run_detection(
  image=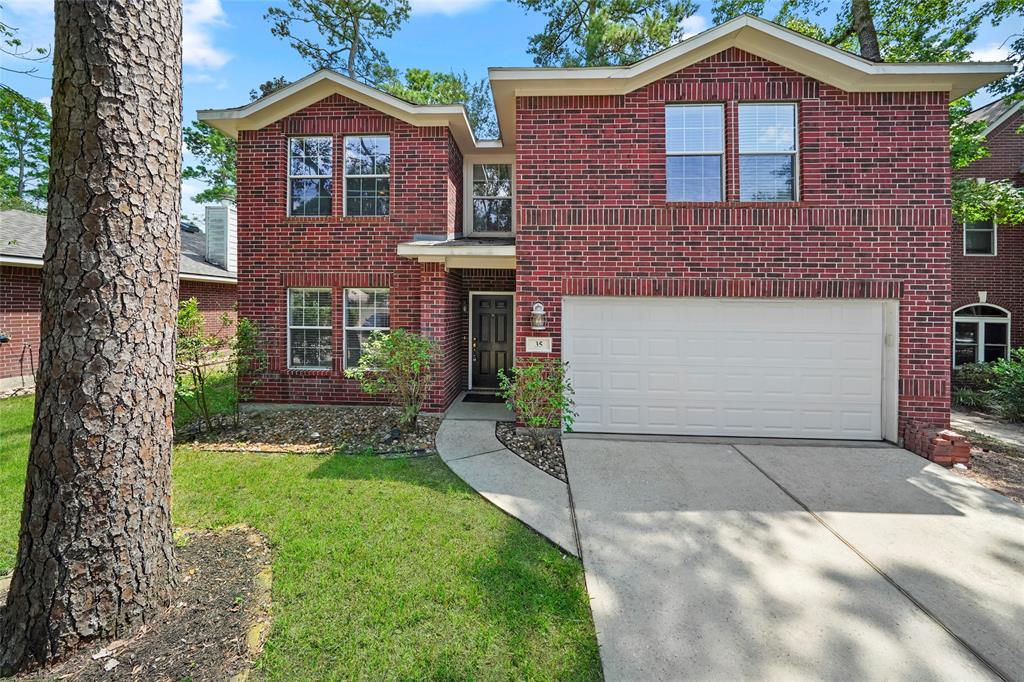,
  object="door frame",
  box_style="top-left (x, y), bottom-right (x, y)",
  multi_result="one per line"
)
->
top-left (468, 290), bottom-right (515, 391)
